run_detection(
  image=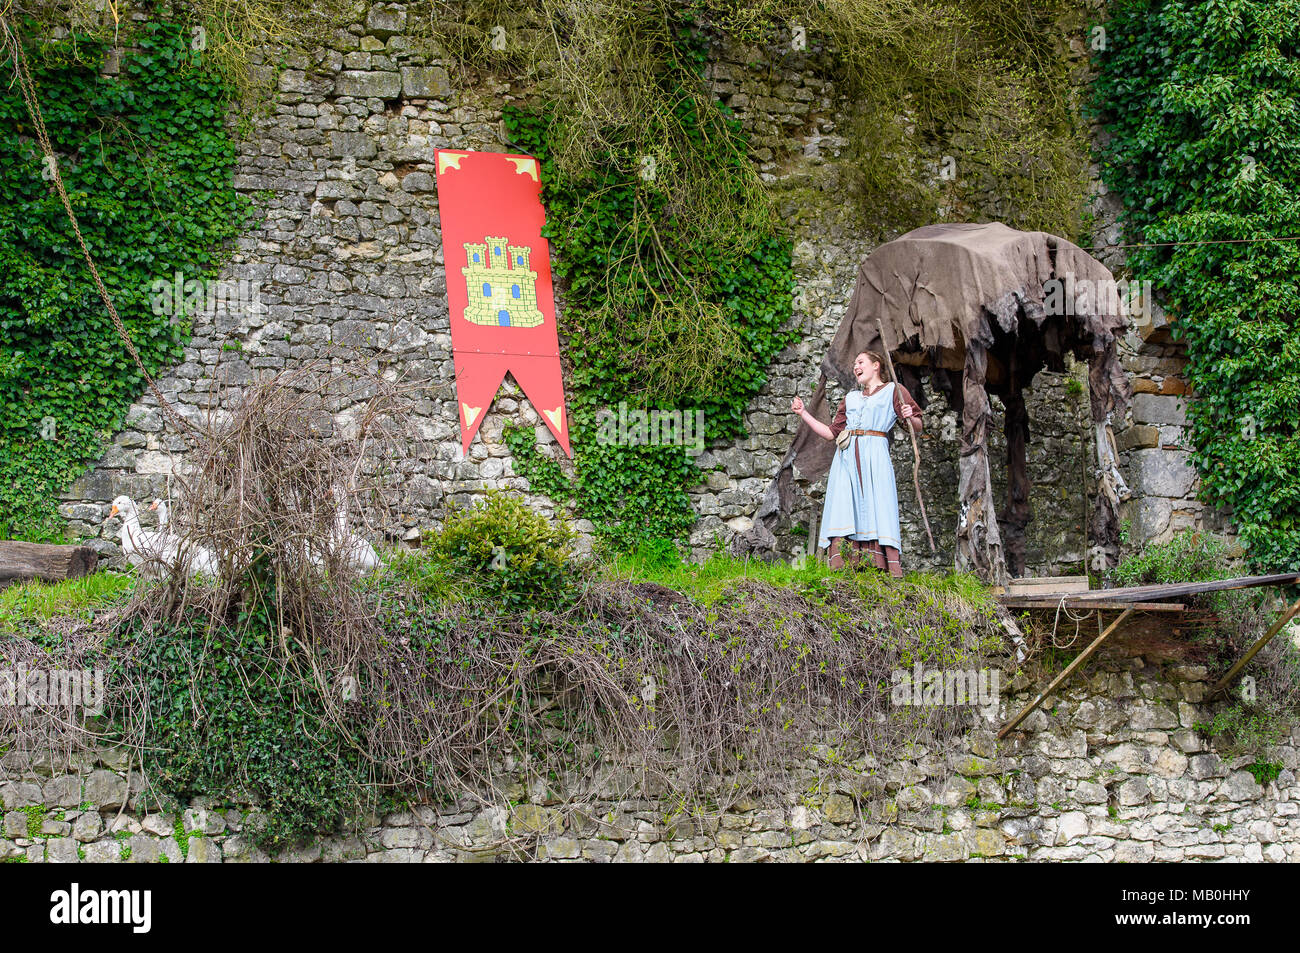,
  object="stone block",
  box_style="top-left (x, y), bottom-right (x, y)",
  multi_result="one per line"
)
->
top-left (83, 770), bottom-right (127, 811)
top-left (1131, 394), bottom-right (1188, 427)
top-left (1189, 754), bottom-right (1227, 780)
top-left (336, 71), bottom-right (402, 99)
top-left (185, 836), bottom-right (223, 863)
top-left (921, 832), bottom-right (967, 861)
top-left (401, 171), bottom-right (436, 192)
top-left (43, 776), bottom-right (82, 809)
top-left (83, 839), bottom-right (123, 863)
top-left (1129, 449), bottom-right (1197, 499)
top-left (1114, 840), bottom-right (1155, 863)
top-left (329, 132), bottom-right (378, 159)
top-left (366, 4), bottom-right (407, 36)
top-left (0, 782), bottom-right (42, 810)
top-left (45, 837), bottom-right (81, 863)
top-left (1118, 778), bottom-right (1150, 806)
top-left (821, 794), bottom-right (855, 825)
top-left (1056, 811), bottom-right (1090, 844)
top-left (126, 835), bottom-right (162, 863)
top-left (402, 66), bottom-right (451, 99)
top-left (1116, 424), bottom-right (1160, 451)
top-left (511, 804), bottom-right (563, 835)
top-left (72, 812), bottom-right (103, 843)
